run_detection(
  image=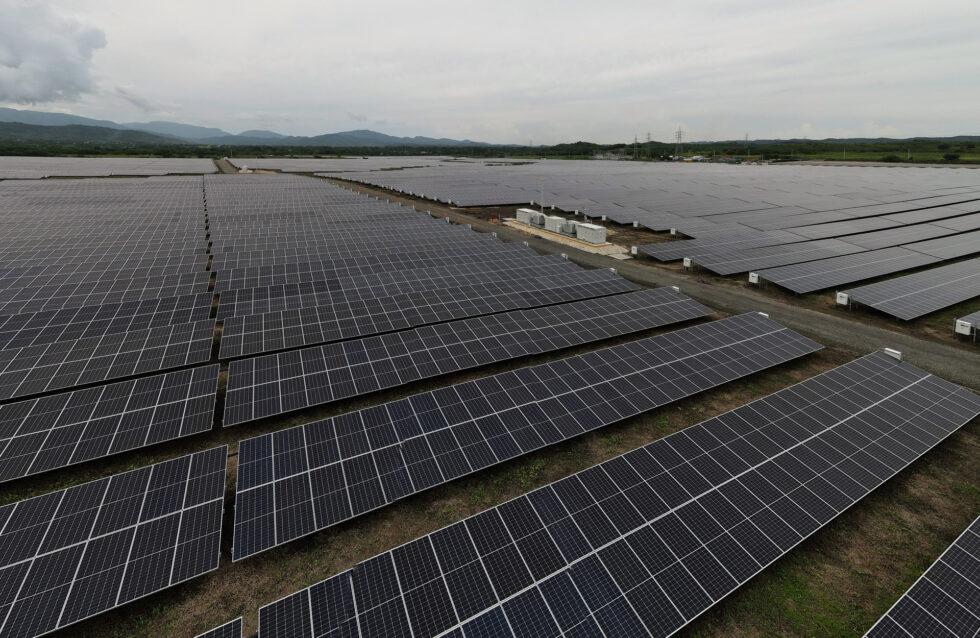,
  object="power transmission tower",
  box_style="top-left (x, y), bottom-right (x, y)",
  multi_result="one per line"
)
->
top-left (646, 132), bottom-right (651, 158)
top-left (674, 127), bottom-right (683, 157)
top-left (634, 135), bottom-right (639, 160)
